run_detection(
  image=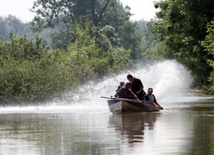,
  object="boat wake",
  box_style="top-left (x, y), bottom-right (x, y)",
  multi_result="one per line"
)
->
top-left (53, 60), bottom-right (193, 105)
